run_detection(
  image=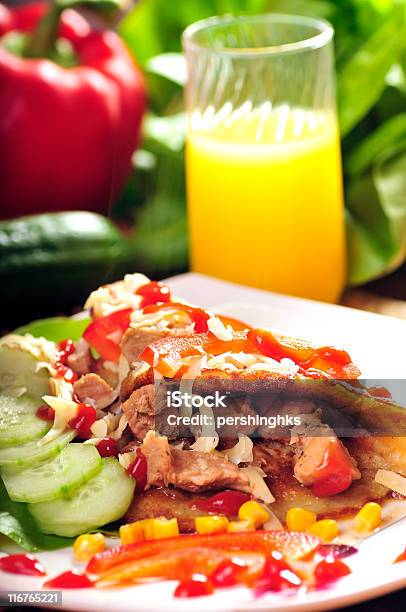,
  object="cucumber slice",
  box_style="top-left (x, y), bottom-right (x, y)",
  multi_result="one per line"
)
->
top-left (0, 395), bottom-right (50, 448)
top-left (29, 458), bottom-right (135, 537)
top-left (0, 343), bottom-right (50, 398)
top-left (1, 443), bottom-right (102, 503)
top-left (0, 429), bottom-right (75, 468)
